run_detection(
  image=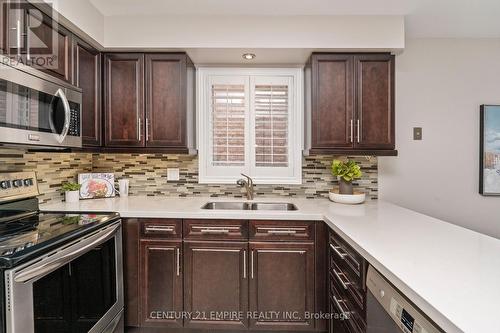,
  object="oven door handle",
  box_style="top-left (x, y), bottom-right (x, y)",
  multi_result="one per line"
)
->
top-left (14, 223), bottom-right (120, 283)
